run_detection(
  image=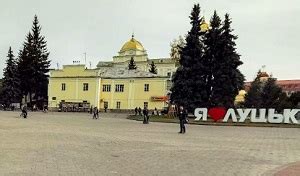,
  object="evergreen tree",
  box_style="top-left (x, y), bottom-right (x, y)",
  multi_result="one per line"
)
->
top-left (208, 13), bottom-right (244, 107)
top-left (202, 11), bottom-right (223, 107)
top-left (244, 77), bottom-right (263, 108)
top-left (17, 33), bottom-right (35, 104)
top-left (289, 91), bottom-right (300, 108)
top-left (31, 15), bottom-right (50, 102)
top-left (149, 61), bottom-right (157, 74)
top-left (17, 15), bottom-right (50, 105)
top-left (1, 47), bottom-right (21, 106)
top-left (261, 77), bottom-right (282, 109)
top-left (171, 4), bottom-right (208, 111)
top-left (128, 57), bottom-right (137, 70)
top-left (0, 79), bottom-right (3, 104)
top-left (276, 92), bottom-right (293, 112)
